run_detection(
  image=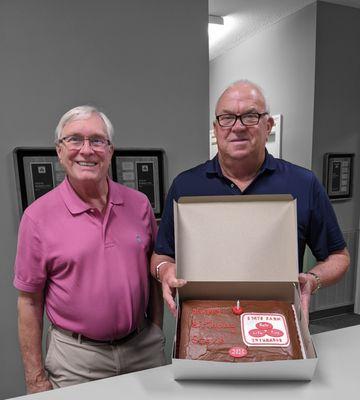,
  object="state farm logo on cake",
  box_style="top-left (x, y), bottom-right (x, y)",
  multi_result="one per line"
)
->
top-left (240, 313), bottom-right (290, 347)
